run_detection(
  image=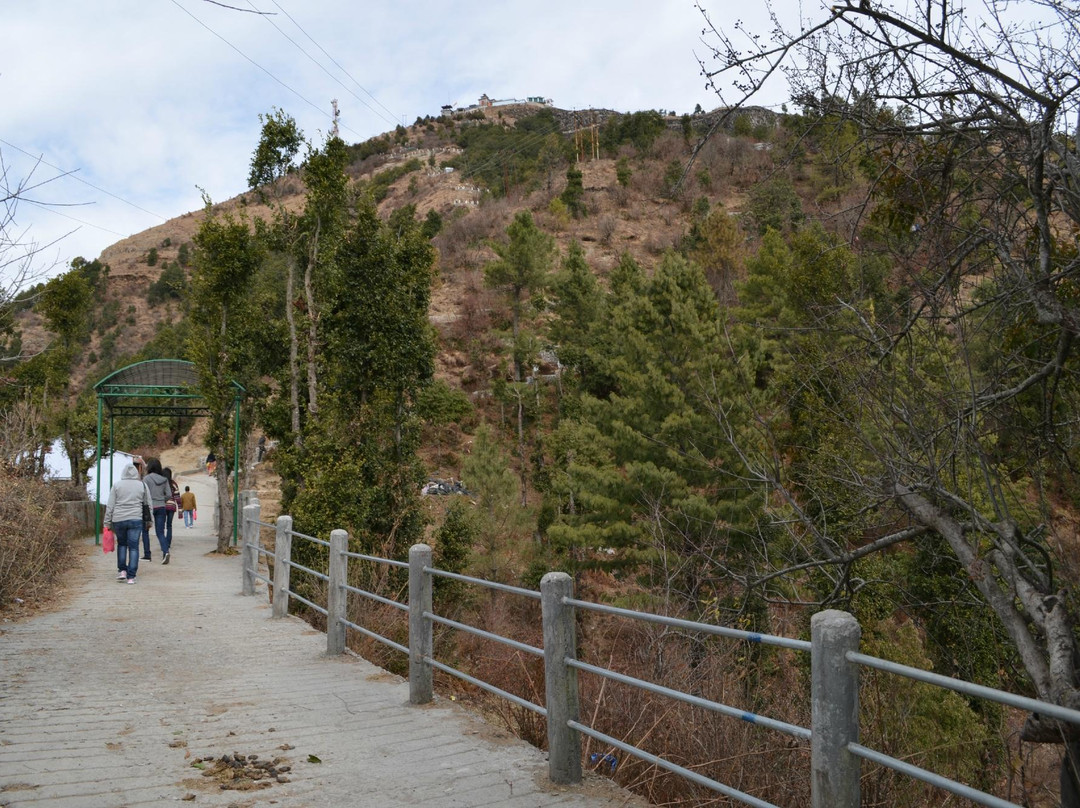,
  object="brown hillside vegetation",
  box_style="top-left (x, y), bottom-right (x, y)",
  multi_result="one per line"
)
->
top-left (22, 103), bottom-right (771, 396)
top-left (15, 99), bottom-right (1069, 806)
